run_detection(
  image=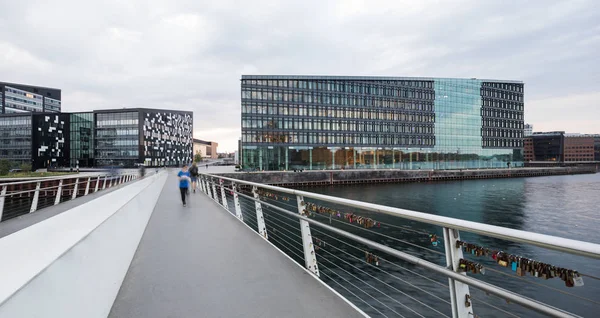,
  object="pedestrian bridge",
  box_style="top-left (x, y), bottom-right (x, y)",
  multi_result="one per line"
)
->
top-left (0, 170), bottom-right (599, 317)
